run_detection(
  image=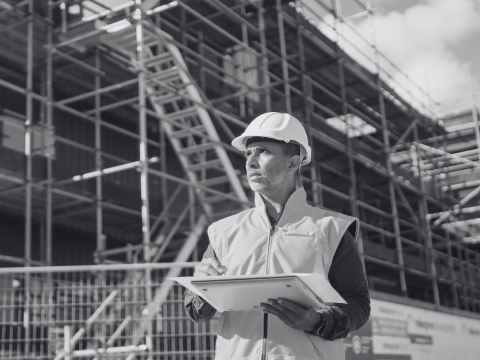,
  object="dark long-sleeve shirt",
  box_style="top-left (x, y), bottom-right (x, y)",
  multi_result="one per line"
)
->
top-left (184, 230), bottom-right (370, 341)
